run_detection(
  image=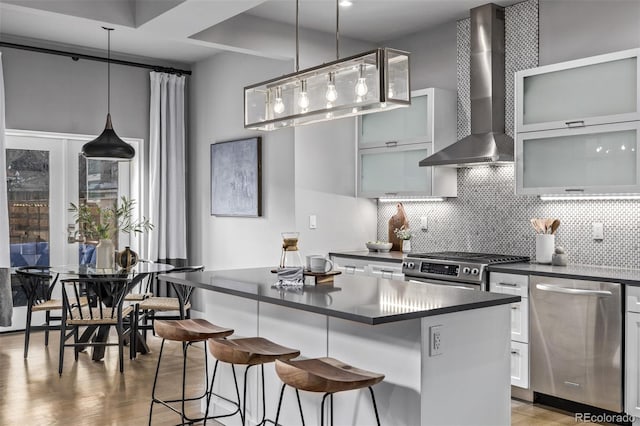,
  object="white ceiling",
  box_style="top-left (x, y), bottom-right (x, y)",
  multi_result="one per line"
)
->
top-left (0, 0), bottom-right (520, 64)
